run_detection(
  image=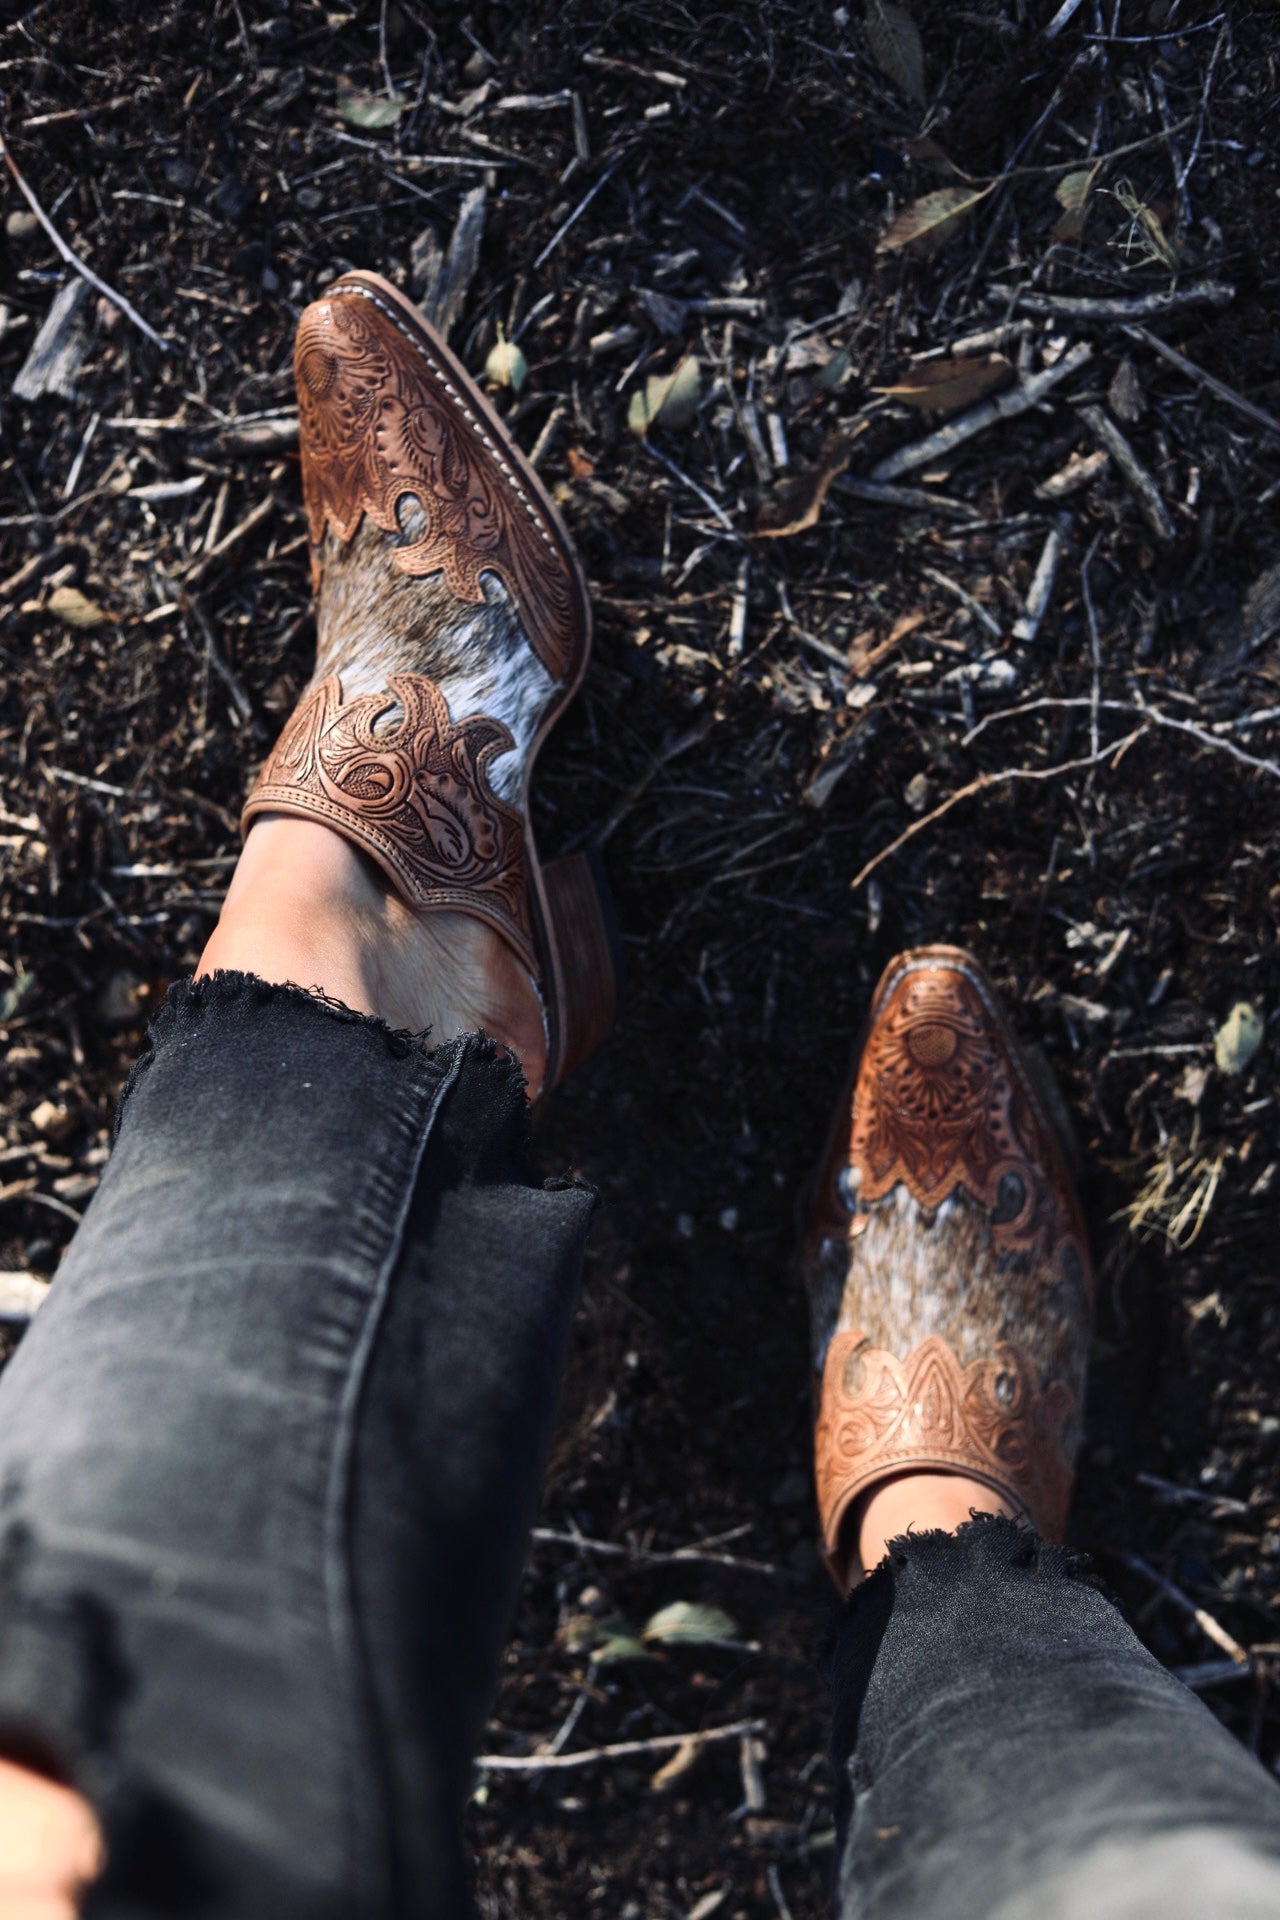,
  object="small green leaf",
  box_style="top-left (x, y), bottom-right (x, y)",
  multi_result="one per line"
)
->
top-left (0, 968), bottom-right (37, 1021)
top-left (814, 347), bottom-right (853, 392)
top-left (642, 1601), bottom-right (738, 1646)
top-left (628, 356), bottom-right (703, 437)
top-left (338, 86), bottom-right (406, 130)
top-left (594, 1634), bottom-right (655, 1665)
top-left (1053, 166), bottom-right (1098, 243)
top-left (485, 337), bottom-right (528, 393)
